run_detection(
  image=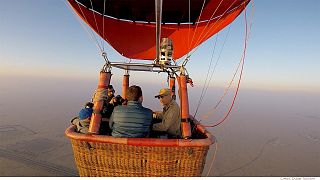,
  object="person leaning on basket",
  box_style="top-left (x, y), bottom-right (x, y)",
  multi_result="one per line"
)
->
top-left (151, 88), bottom-right (181, 139)
top-left (71, 102), bottom-right (94, 134)
top-left (109, 85), bottom-right (153, 138)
